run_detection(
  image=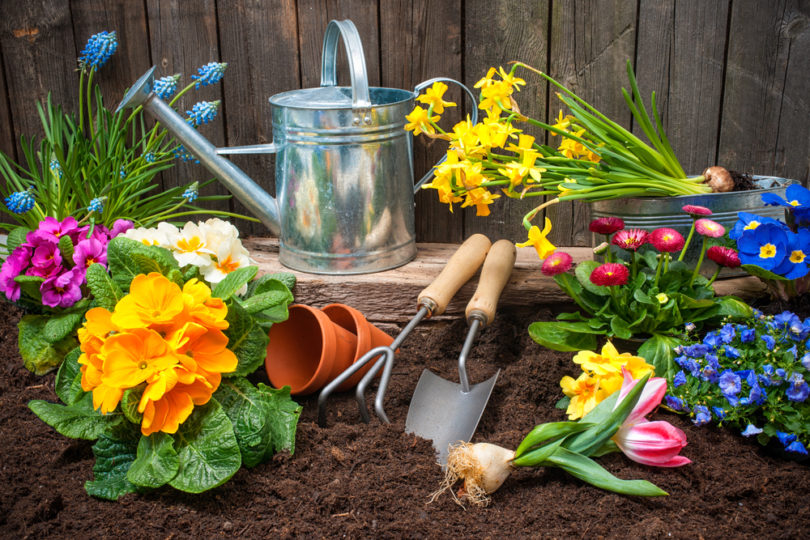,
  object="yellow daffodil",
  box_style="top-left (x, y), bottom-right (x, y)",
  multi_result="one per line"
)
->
top-left (549, 109), bottom-right (574, 135)
top-left (497, 66), bottom-right (526, 91)
top-left (473, 67), bottom-right (498, 89)
top-left (416, 81), bottom-right (456, 115)
top-left (516, 218), bottom-right (556, 259)
top-left (404, 106), bottom-right (439, 136)
top-left (461, 187), bottom-right (500, 217)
